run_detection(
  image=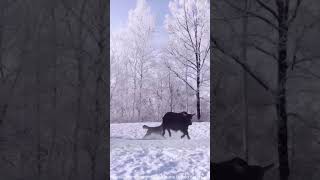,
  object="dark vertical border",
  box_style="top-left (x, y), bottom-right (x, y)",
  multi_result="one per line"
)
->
top-left (106, 0), bottom-right (110, 179)
top-left (210, 0), bottom-right (214, 171)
